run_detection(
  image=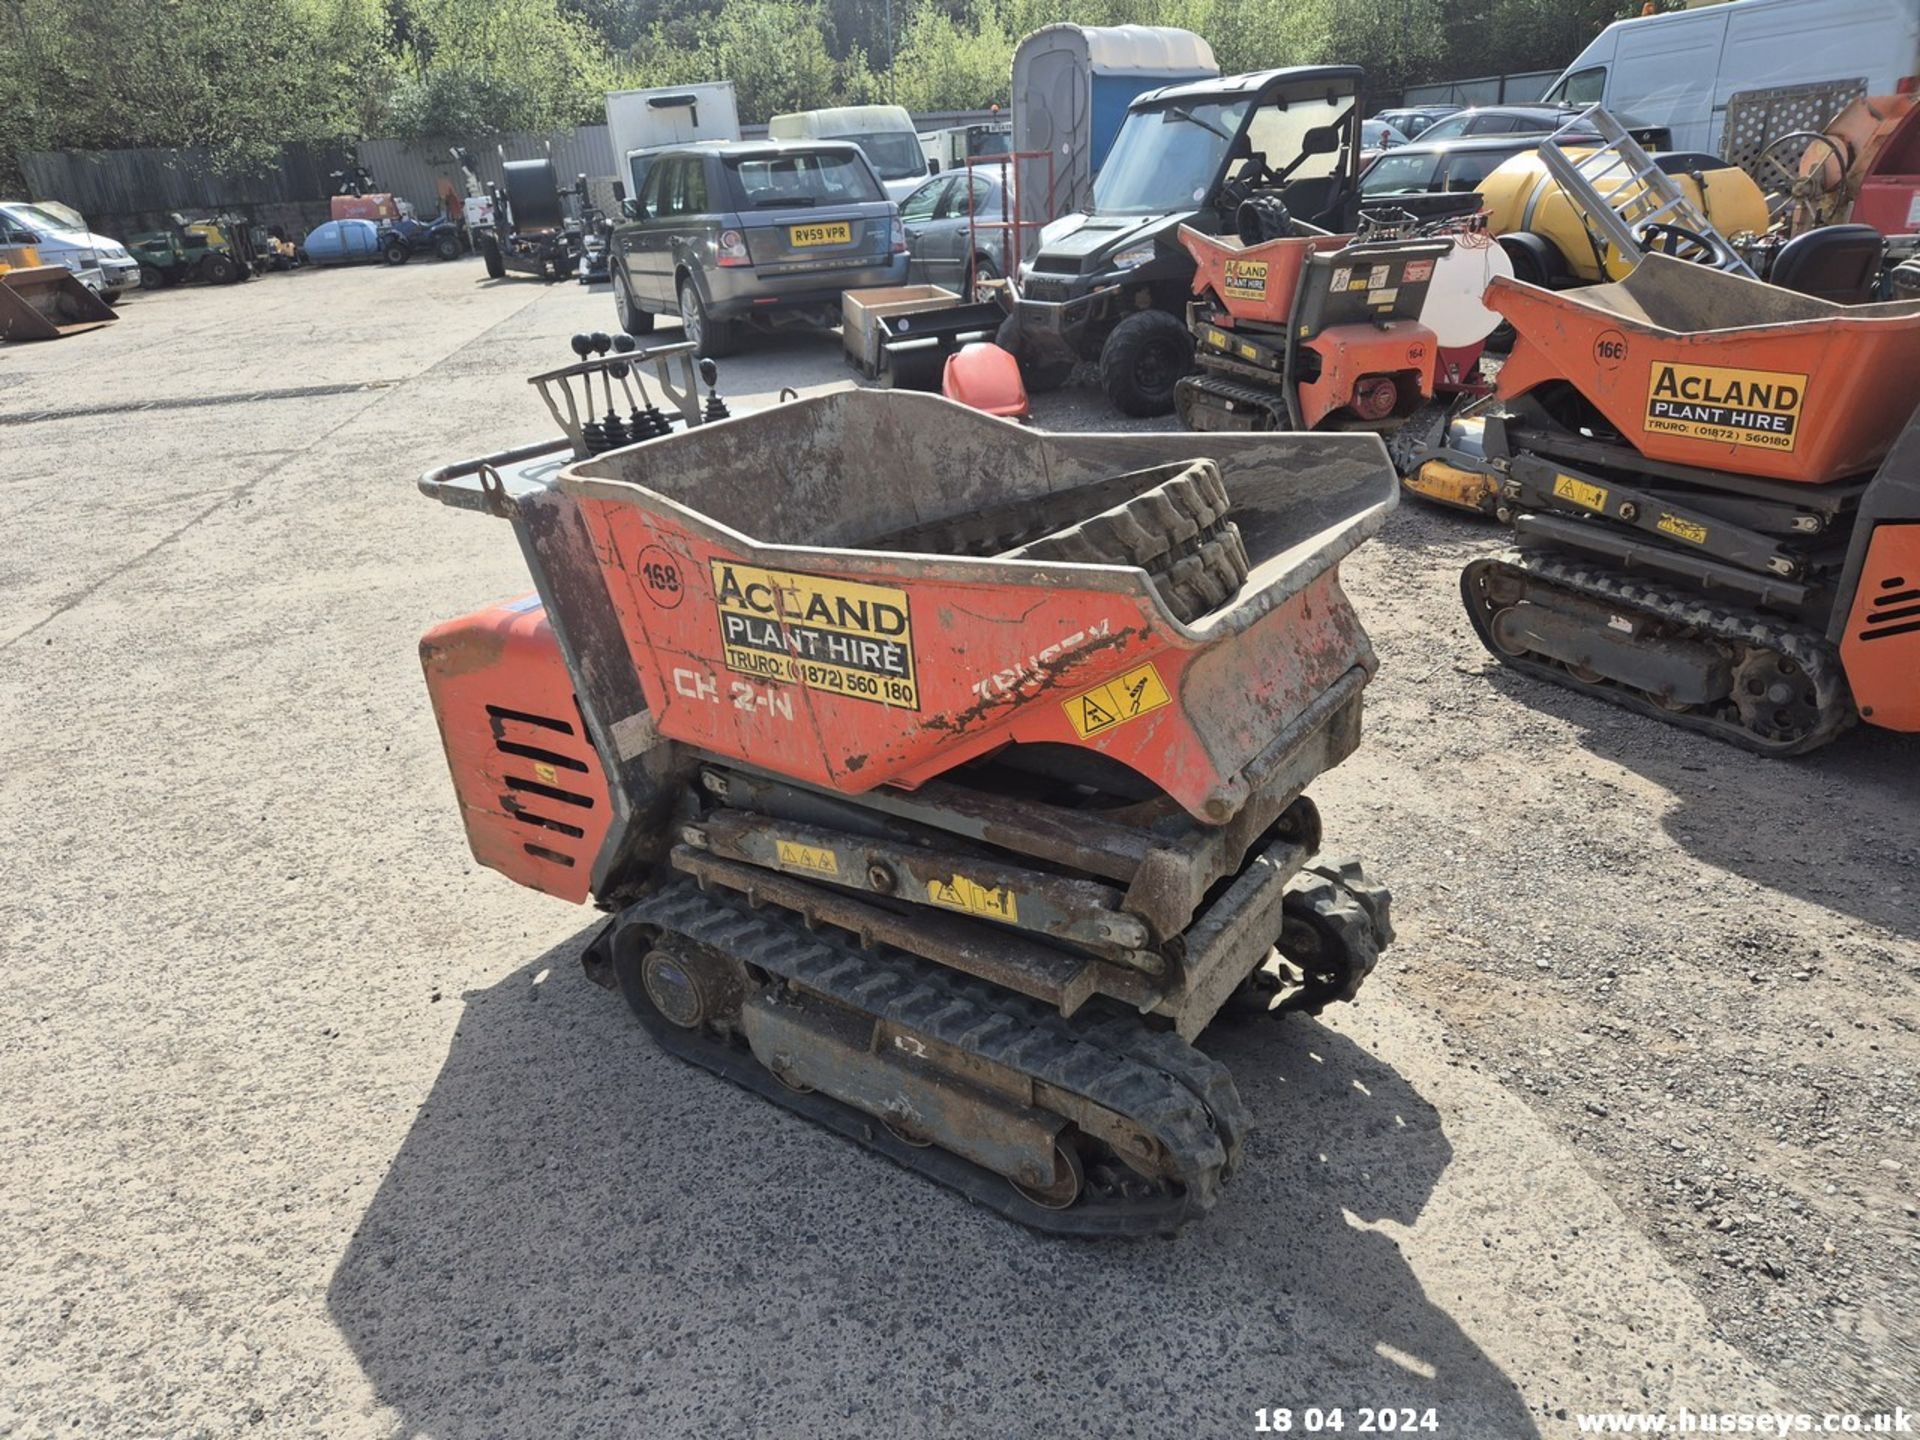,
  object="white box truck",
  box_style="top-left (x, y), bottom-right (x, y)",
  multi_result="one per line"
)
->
top-left (605, 83), bottom-right (742, 196)
top-left (1541, 0), bottom-right (1920, 154)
